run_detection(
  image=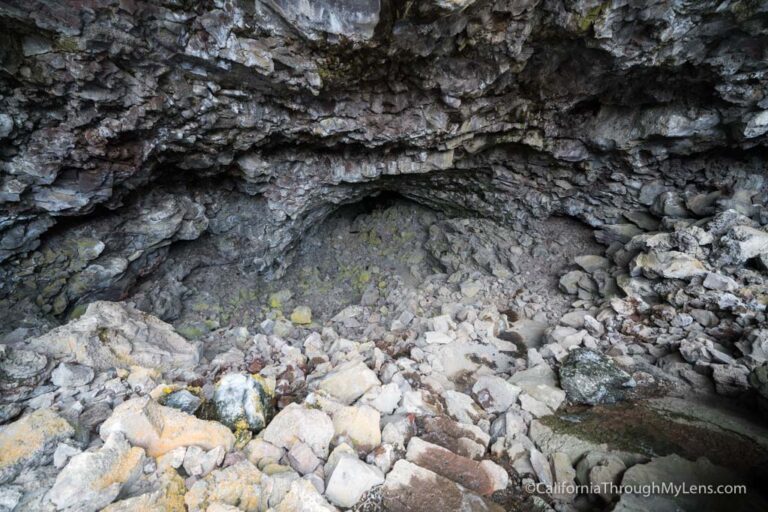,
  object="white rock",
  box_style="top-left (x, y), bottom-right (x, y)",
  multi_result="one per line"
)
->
top-left (425, 331), bottom-right (453, 344)
top-left (317, 360), bottom-right (381, 404)
top-left (333, 405), bottom-right (381, 453)
top-left (24, 301), bottom-right (199, 376)
top-left (48, 433), bottom-right (145, 511)
top-left (245, 438), bottom-right (285, 469)
top-left (287, 442), bottom-right (321, 475)
top-left (53, 443), bottom-right (82, 469)
top-left (263, 403), bottom-right (335, 459)
top-left (275, 479), bottom-right (337, 512)
top-left (359, 383), bottom-right (402, 414)
top-left (183, 445), bottom-right (225, 477)
top-left (325, 456), bottom-right (384, 508)
top-left (443, 390), bottom-right (484, 424)
top-left (529, 448), bottom-right (553, 486)
top-left (472, 375), bottom-right (521, 414)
